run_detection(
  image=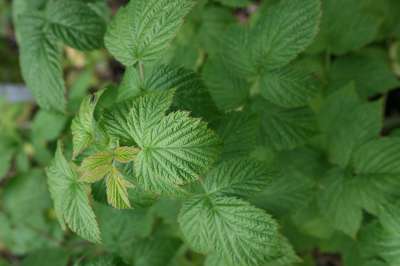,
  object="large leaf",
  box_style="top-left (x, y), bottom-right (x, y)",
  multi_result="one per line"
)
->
top-left (46, 0), bottom-right (106, 51)
top-left (319, 84), bottom-right (382, 167)
top-left (46, 142), bottom-right (100, 243)
top-left (203, 159), bottom-right (274, 198)
top-left (252, 98), bottom-right (317, 151)
top-left (17, 13), bottom-right (66, 112)
top-left (260, 66), bottom-right (319, 108)
top-left (135, 111), bottom-right (220, 192)
top-left (250, 0), bottom-right (321, 71)
top-left (179, 195), bottom-right (279, 265)
top-left (309, 0), bottom-right (381, 54)
top-left (104, 0), bottom-right (193, 65)
top-left (104, 90), bottom-right (220, 192)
